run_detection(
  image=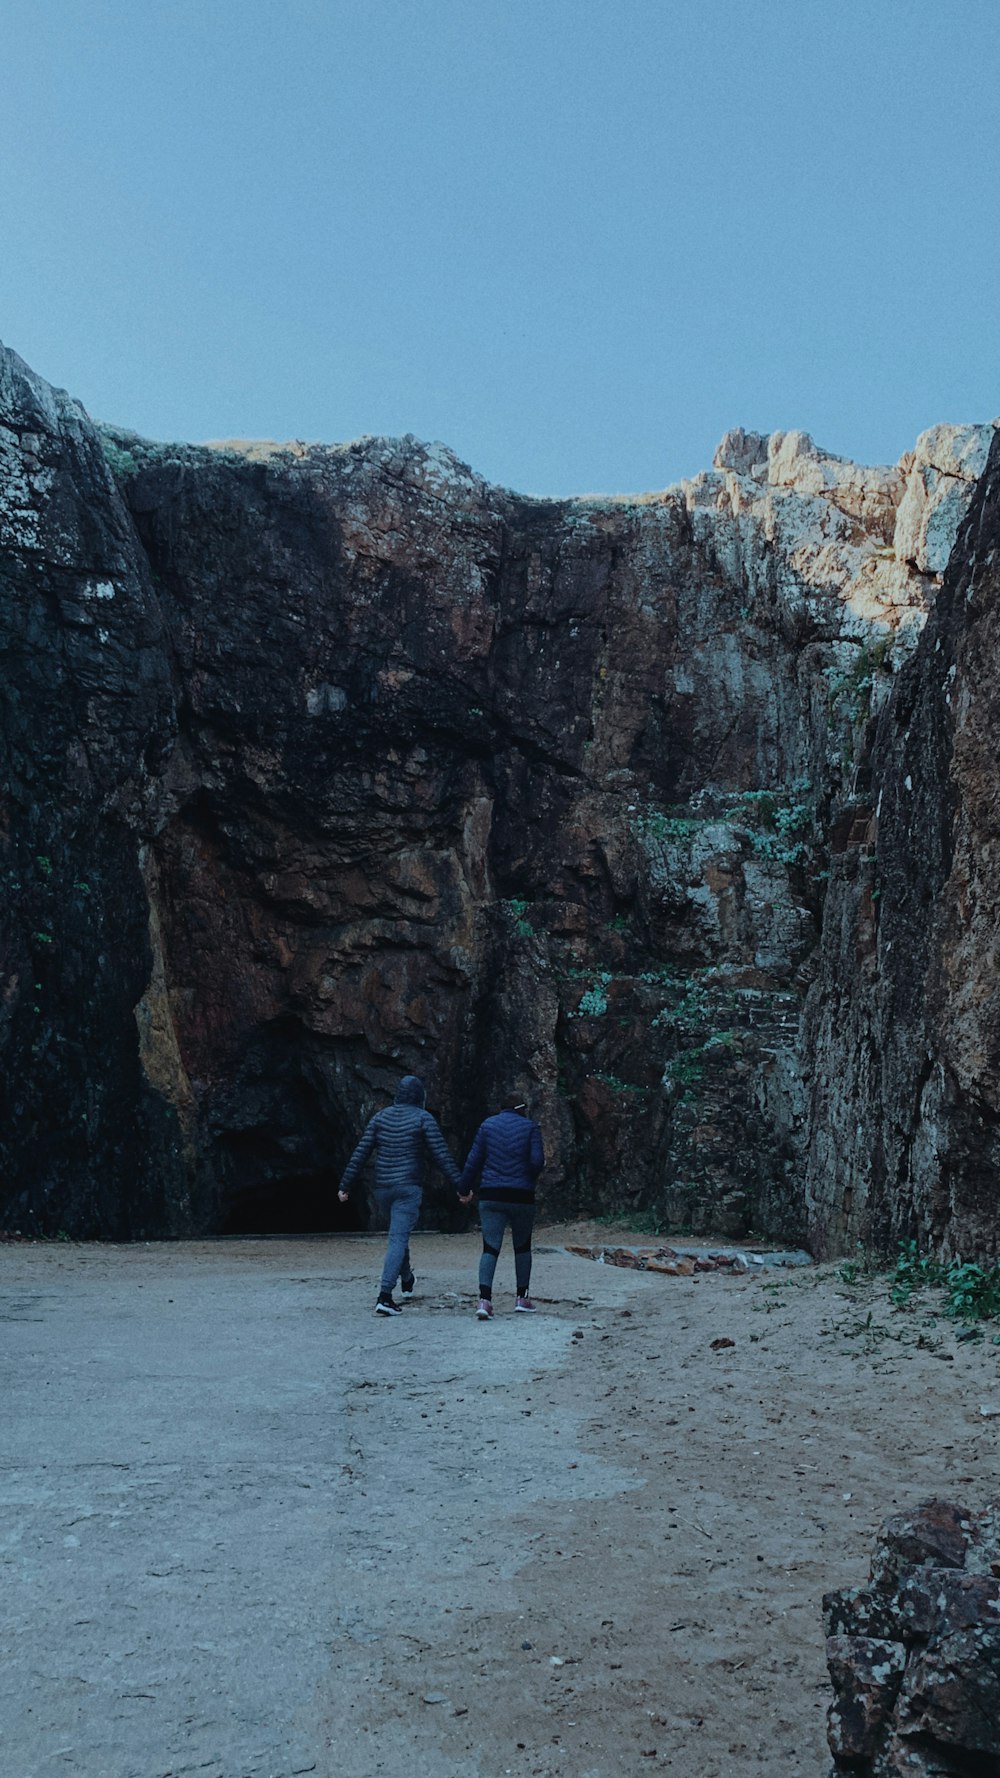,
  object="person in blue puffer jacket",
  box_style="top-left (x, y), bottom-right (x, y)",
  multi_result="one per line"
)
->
top-left (459, 1092), bottom-right (545, 1319)
top-left (338, 1075), bottom-right (471, 1316)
